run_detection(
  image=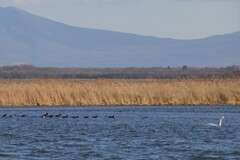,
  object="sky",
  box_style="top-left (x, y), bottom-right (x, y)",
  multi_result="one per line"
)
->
top-left (0, 0), bottom-right (239, 39)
